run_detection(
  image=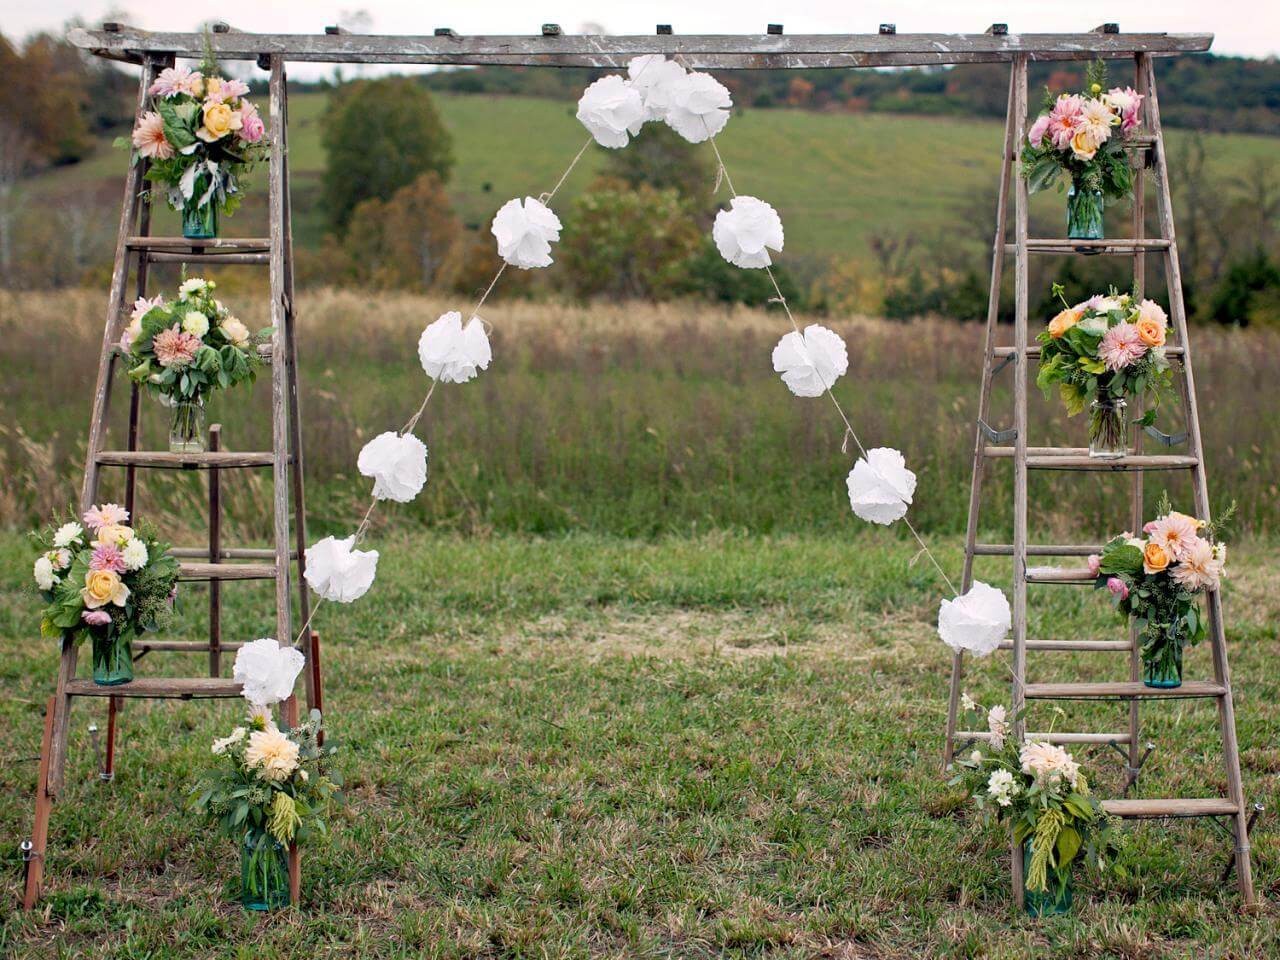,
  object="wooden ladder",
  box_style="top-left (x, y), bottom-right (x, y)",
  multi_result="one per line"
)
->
top-left (941, 52), bottom-right (1256, 907)
top-left (22, 54), bottom-right (321, 909)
